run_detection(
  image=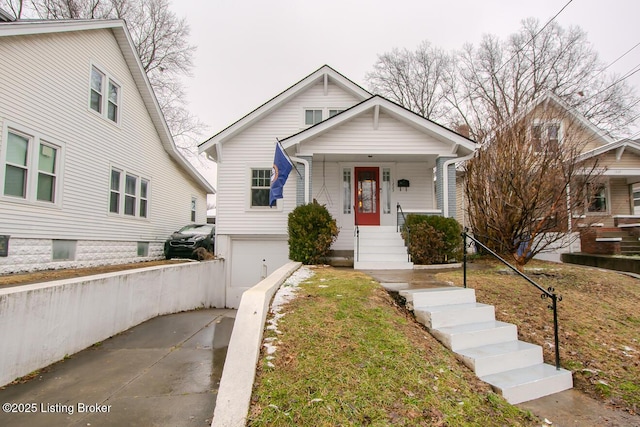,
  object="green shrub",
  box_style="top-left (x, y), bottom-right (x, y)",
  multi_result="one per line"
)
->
top-left (403, 214), bottom-right (462, 264)
top-left (288, 201), bottom-right (339, 264)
